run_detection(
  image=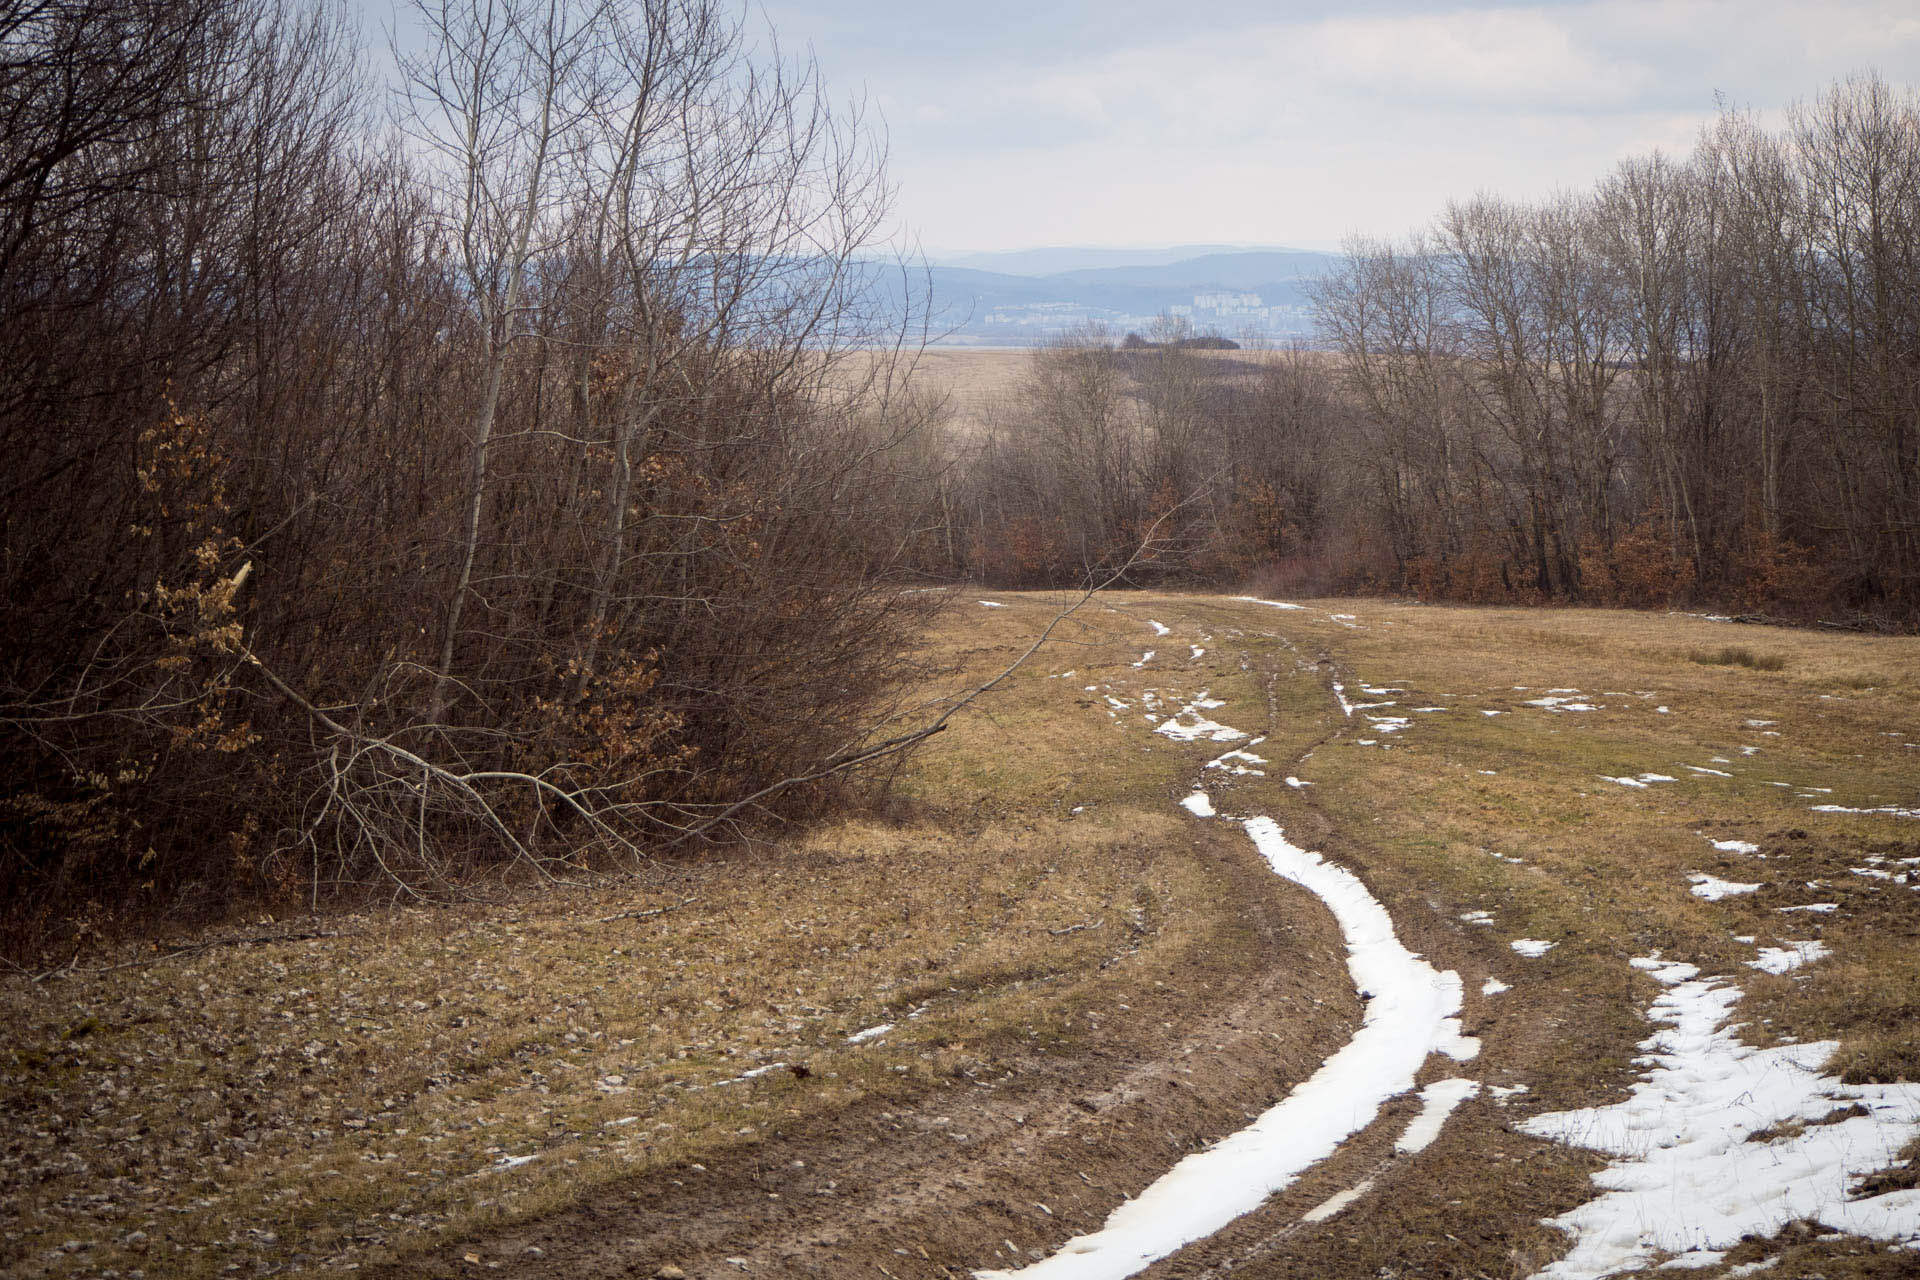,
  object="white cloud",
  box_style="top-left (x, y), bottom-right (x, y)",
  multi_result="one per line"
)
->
top-left (779, 1), bottom-right (1920, 249)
